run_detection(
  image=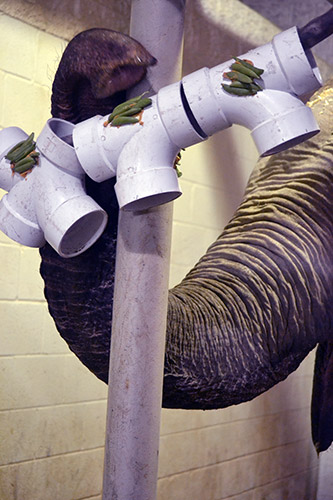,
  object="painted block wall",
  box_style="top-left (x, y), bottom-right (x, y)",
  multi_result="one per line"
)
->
top-left (0, 14), bottom-right (108, 500)
top-left (0, 9), bottom-right (319, 500)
